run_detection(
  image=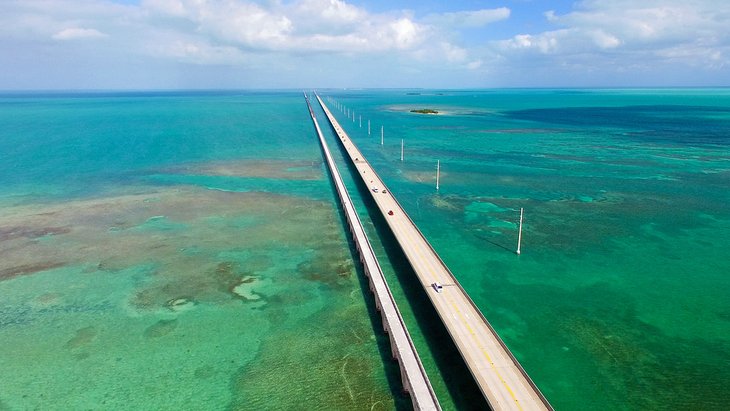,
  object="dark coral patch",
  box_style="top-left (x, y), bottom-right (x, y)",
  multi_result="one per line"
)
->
top-left (130, 261), bottom-right (249, 310)
top-left (65, 326), bottom-right (98, 349)
top-left (165, 297), bottom-right (196, 311)
top-left (143, 319), bottom-right (178, 338)
top-left (194, 365), bottom-right (217, 380)
top-left (0, 226), bottom-right (70, 241)
top-left (214, 262), bottom-right (242, 292)
top-left (298, 256), bottom-right (352, 289)
top-left (0, 262), bottom-right (66, 281)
